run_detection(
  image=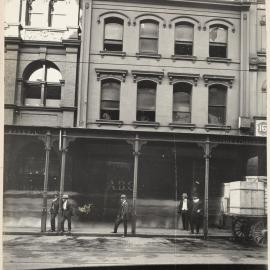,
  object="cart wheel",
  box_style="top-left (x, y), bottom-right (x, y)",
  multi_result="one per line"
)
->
top-left (233, 218), bottom-right (250, 240)
top-left (249, 223), bottom-right (256, 240)
top-left (252, 221), bottom-right (267, 247)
